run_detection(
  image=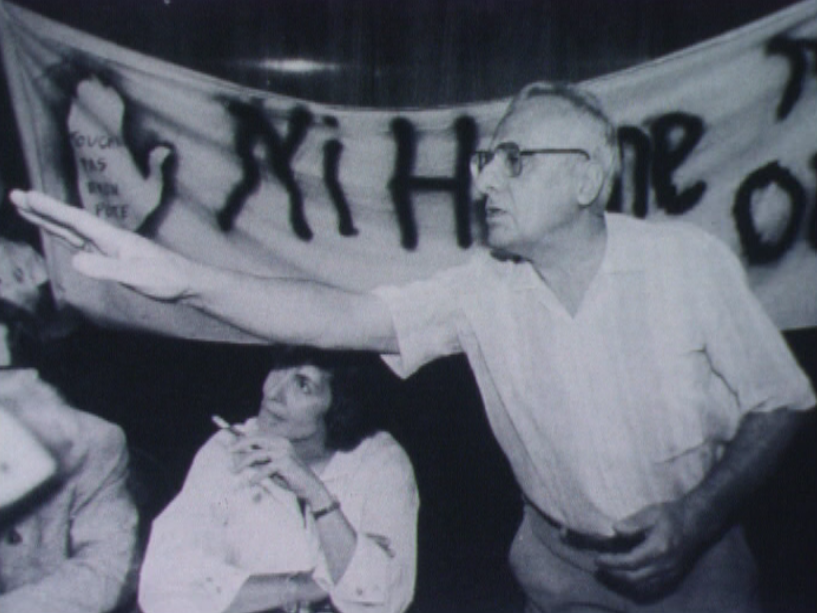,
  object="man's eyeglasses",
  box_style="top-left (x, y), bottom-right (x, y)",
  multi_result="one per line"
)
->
top-left (470, 142), bottom-right (590, 179)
